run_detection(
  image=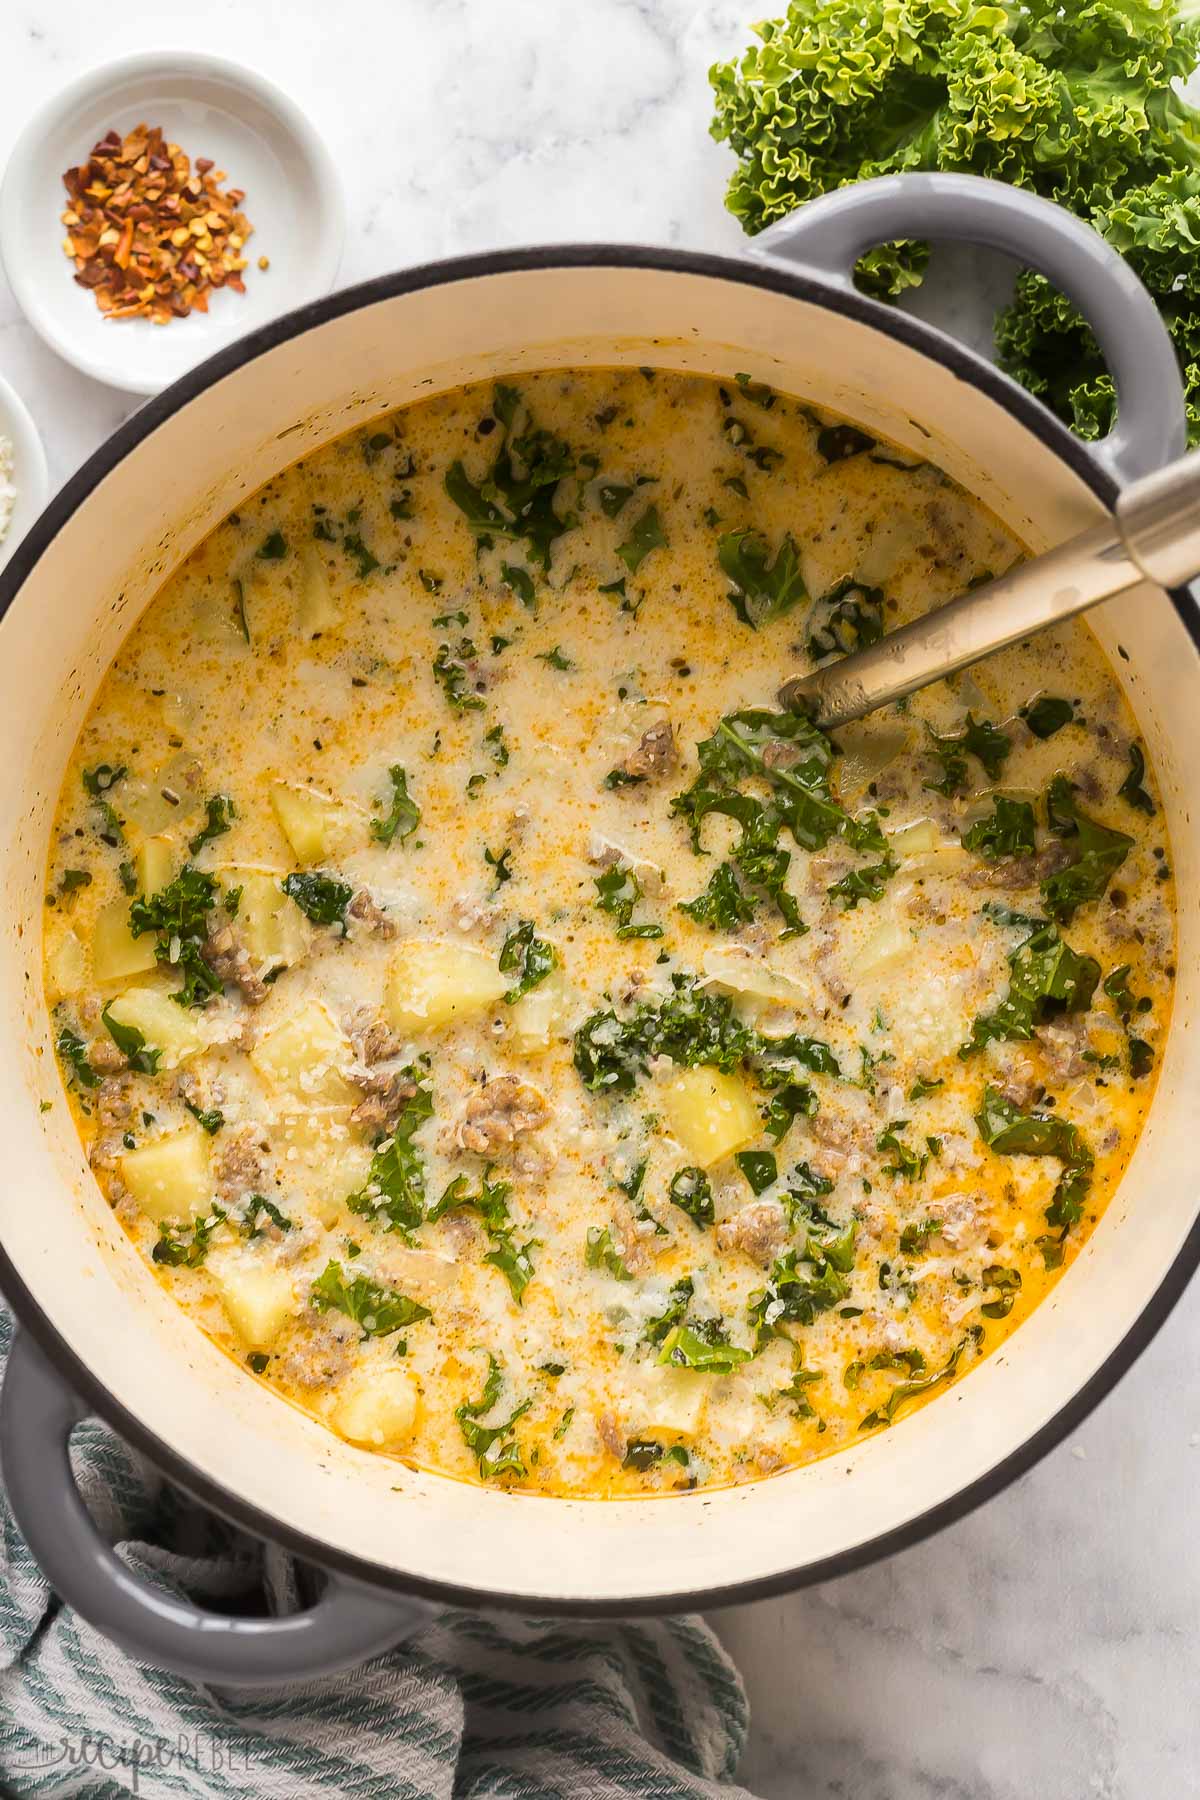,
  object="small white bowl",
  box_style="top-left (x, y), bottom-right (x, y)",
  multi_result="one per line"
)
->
top-left (0, 372), bottom-right (49, 575)
top-left (0, 51), bottom-right (345, 396)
